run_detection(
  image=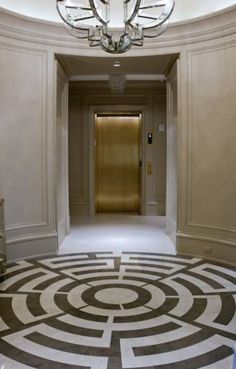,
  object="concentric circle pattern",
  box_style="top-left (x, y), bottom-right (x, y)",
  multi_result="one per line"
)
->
top-left (0, 252), bottom-right (235, 368)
